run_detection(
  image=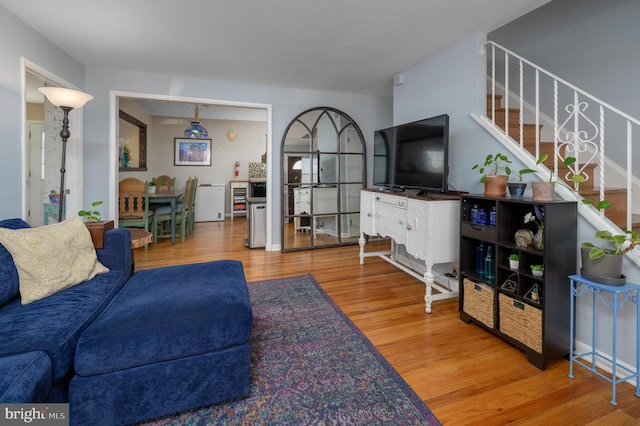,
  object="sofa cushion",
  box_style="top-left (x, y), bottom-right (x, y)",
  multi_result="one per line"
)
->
top-left (0, 268), bottom-right (130, 382)
top-left (0, 217), bottom-right (109, 304)
top-left (0, 218), bottom-right (30, 306)
top-left (75, 260), bottom-right (252, 376)
top-left (0, 351), bottom-right (51, 403)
